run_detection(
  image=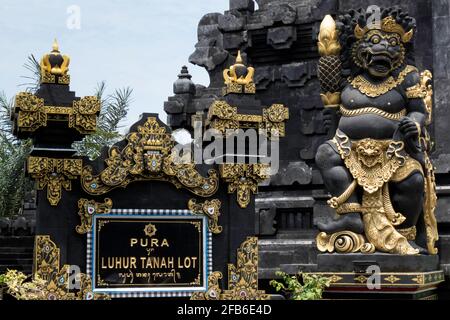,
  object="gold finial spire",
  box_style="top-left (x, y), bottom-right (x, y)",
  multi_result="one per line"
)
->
top-left (236, 50), bottom-right (244, 65)
top-left (52, 38), bottom-right (60, 53)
